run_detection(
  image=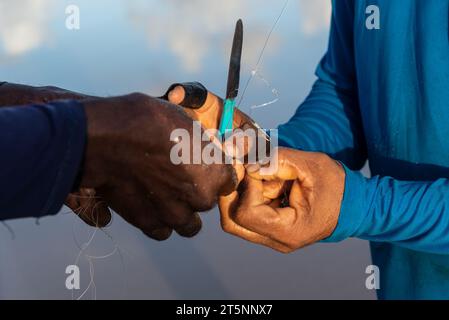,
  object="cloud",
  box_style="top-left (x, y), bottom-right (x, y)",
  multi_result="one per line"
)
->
top-left (126, 0), bottom-right (286, 74)
top-left (0, 0), bottom-right (54, 56)
top-left (127, 0), bottom-right (331, 73)
top-left (0, 0), bottom-right (331, 69)
top-left (298, 0), bottom-right (332, 36)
